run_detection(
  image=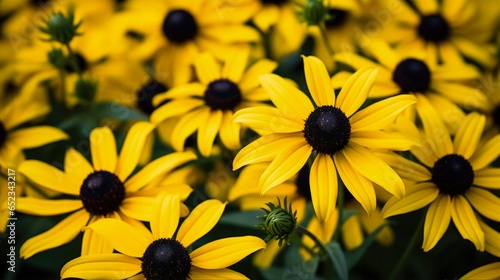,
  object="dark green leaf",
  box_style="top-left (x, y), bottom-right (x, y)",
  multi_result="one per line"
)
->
top-left (324, 241), bottom-right (349, 280)
top-left (345, 224), bottom-right (387, 269)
